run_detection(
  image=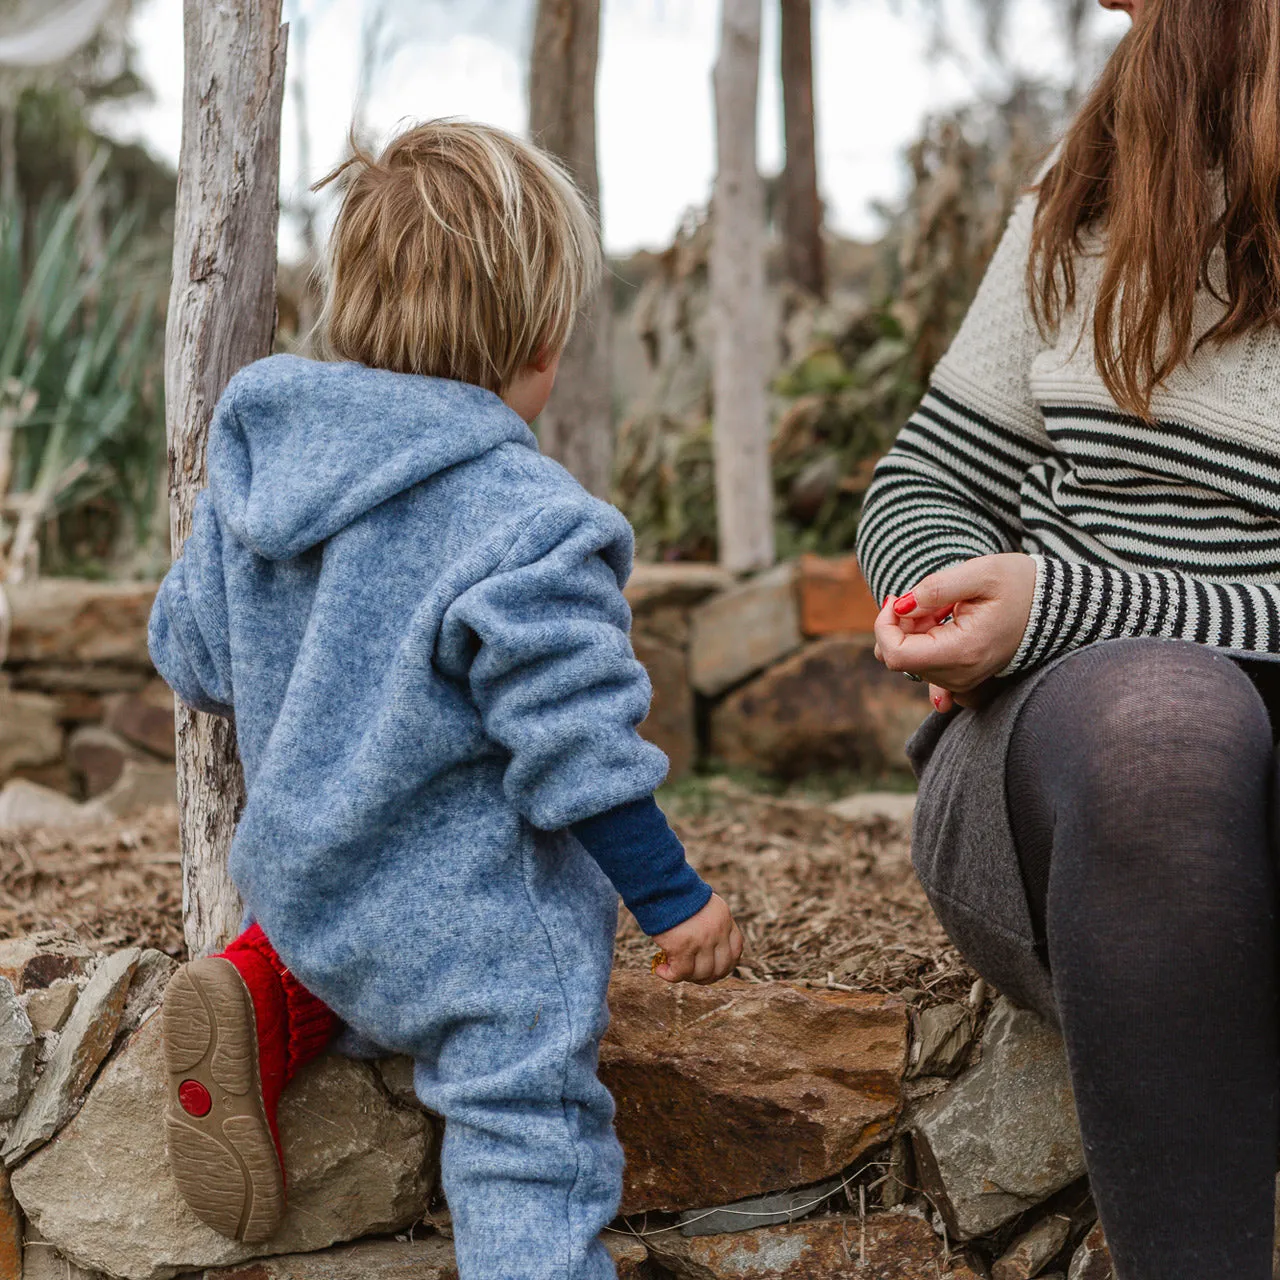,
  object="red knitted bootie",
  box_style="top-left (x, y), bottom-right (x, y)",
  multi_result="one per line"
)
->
top-left (161, 924), bottom-right (337, 1243)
